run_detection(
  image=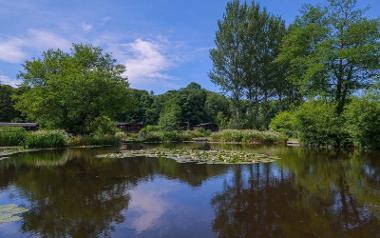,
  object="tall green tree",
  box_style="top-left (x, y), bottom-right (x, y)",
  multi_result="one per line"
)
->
top-left (209, 0), bottom-right (247, 124)
top-left (15, 44), bottom-right (134, 134)
top-left (277, 0), bottom-right (380, 115)
top-left (210, 0), bottom-right (287, 129)
top-left (158, 100), bottom-right (182, 131)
